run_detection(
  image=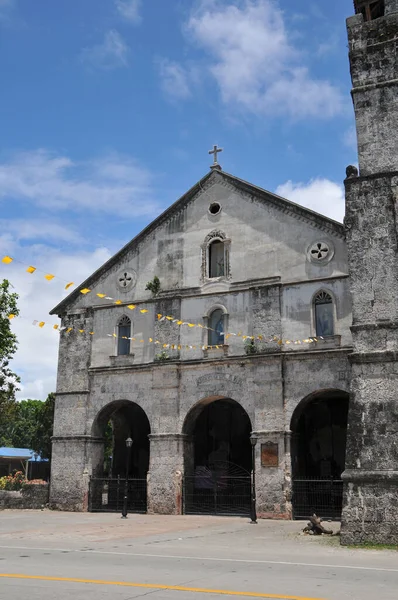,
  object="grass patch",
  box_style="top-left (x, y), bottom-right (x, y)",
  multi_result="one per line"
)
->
top-left (347, 543), bottom-right (398, 551)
